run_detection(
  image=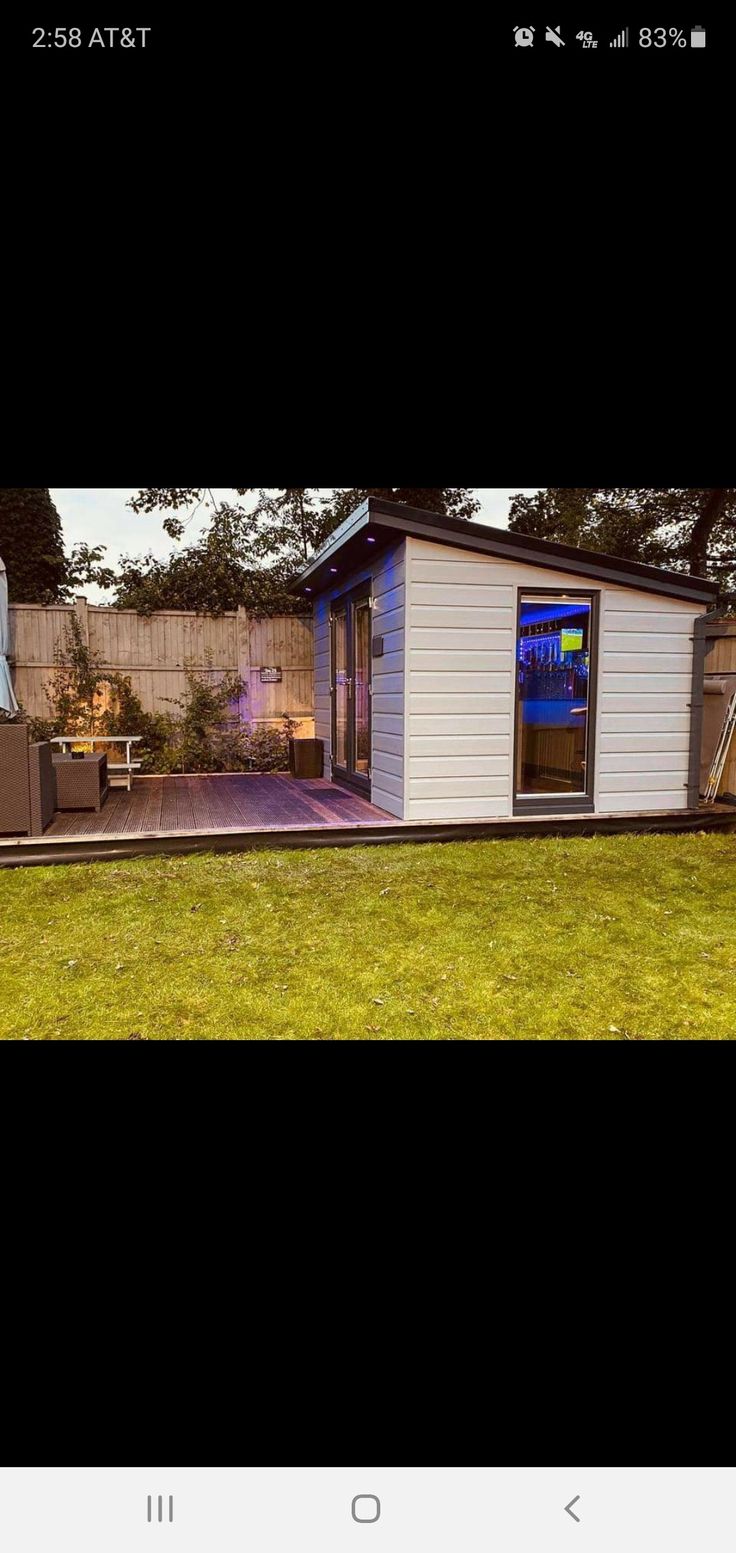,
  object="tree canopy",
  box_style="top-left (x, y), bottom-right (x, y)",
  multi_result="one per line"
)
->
top-left (508, 488), bottom-right (736, 605)
top-left (7, 487), bottom-right (731, 618)
top-left (114, 488), bottom-right (479, 614)
top-left (0, 488), bottom-right (67, 603)
top-left (0, 488), bottom-right (115, 604)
